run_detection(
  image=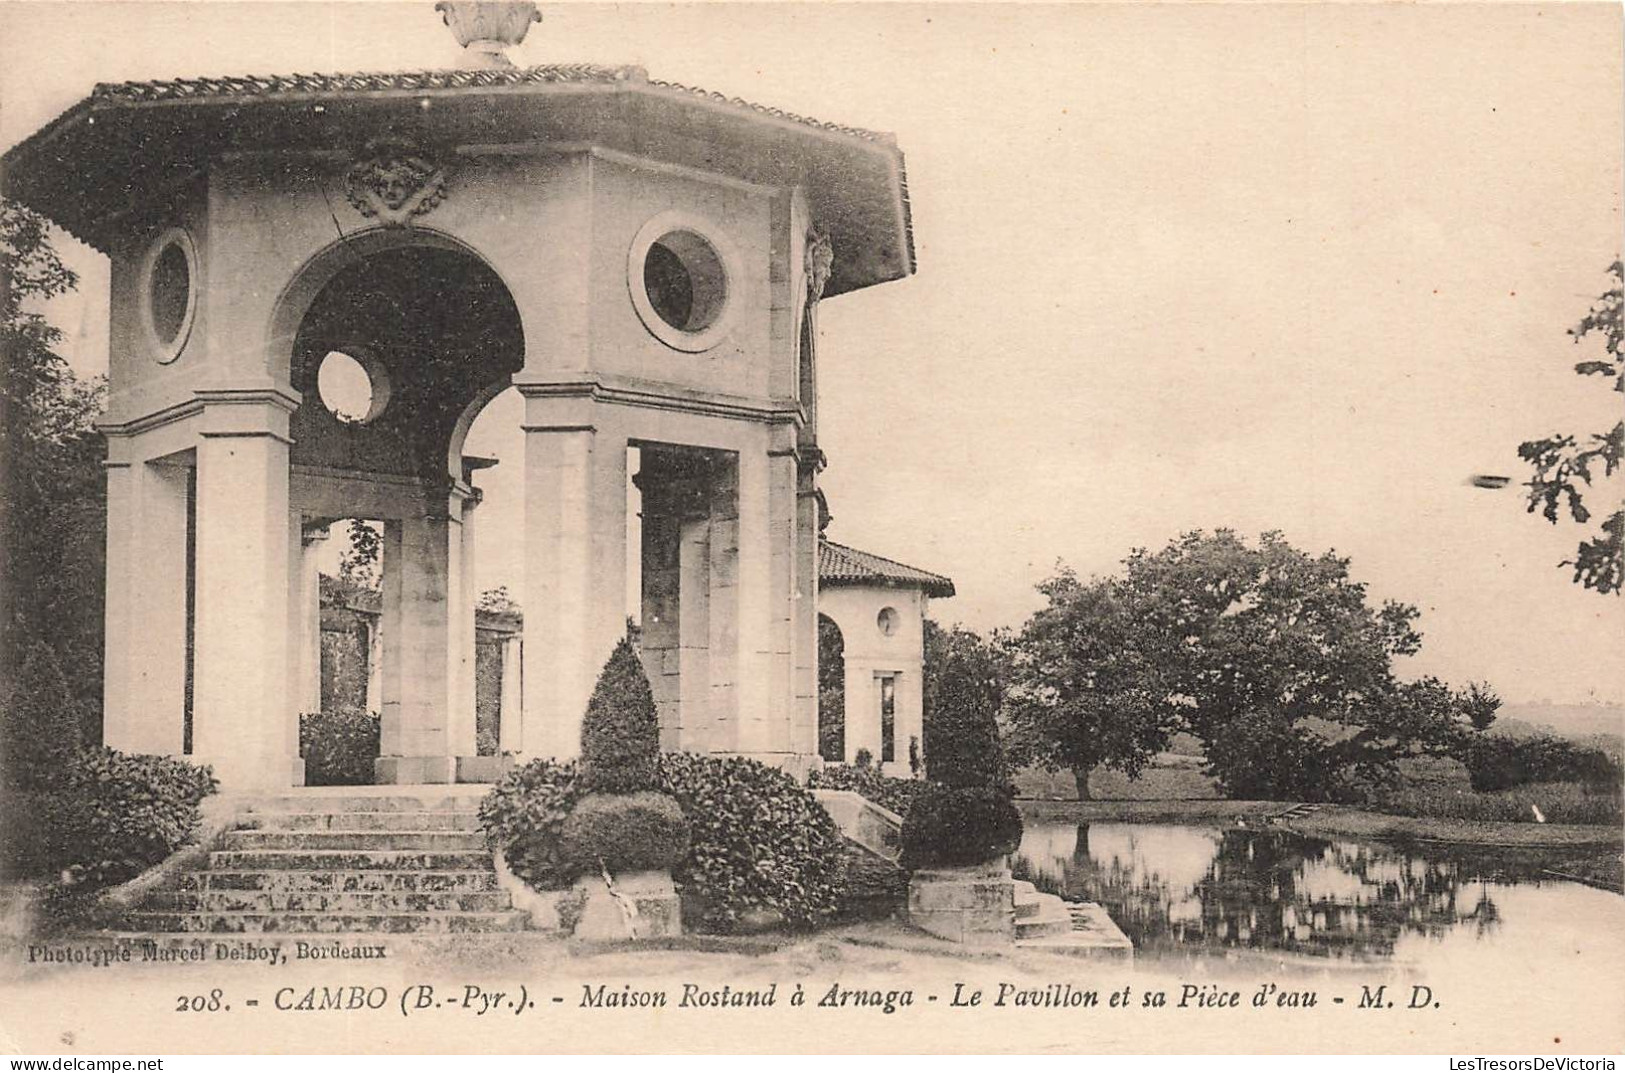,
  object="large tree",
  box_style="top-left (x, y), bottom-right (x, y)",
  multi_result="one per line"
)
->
top-left (1, 199), bottom-right (106, 719)
top-left (1004, 569), bottom-right (1178, 800)
top-left (1518, 260), bottom-right (1623, 595)
top-left (1120, 530), bottom-right (1482, 801)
